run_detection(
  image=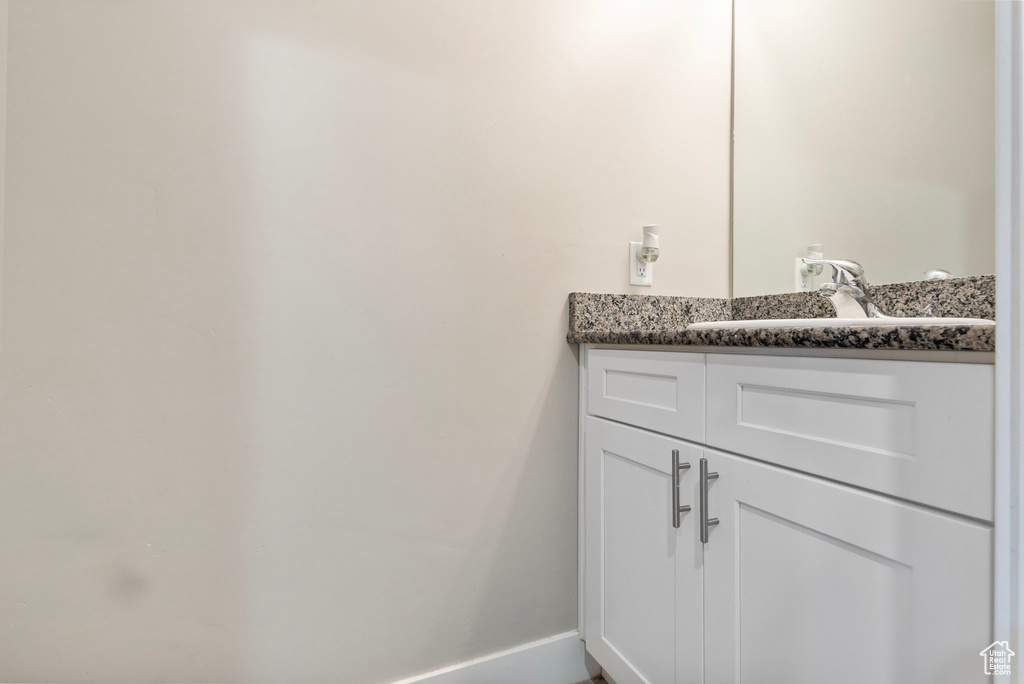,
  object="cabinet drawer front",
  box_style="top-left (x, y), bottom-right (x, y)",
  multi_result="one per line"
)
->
top-left (587, 349), bottom-right (705, 441)
top-left (705, 355), bottom-right (993, 520)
